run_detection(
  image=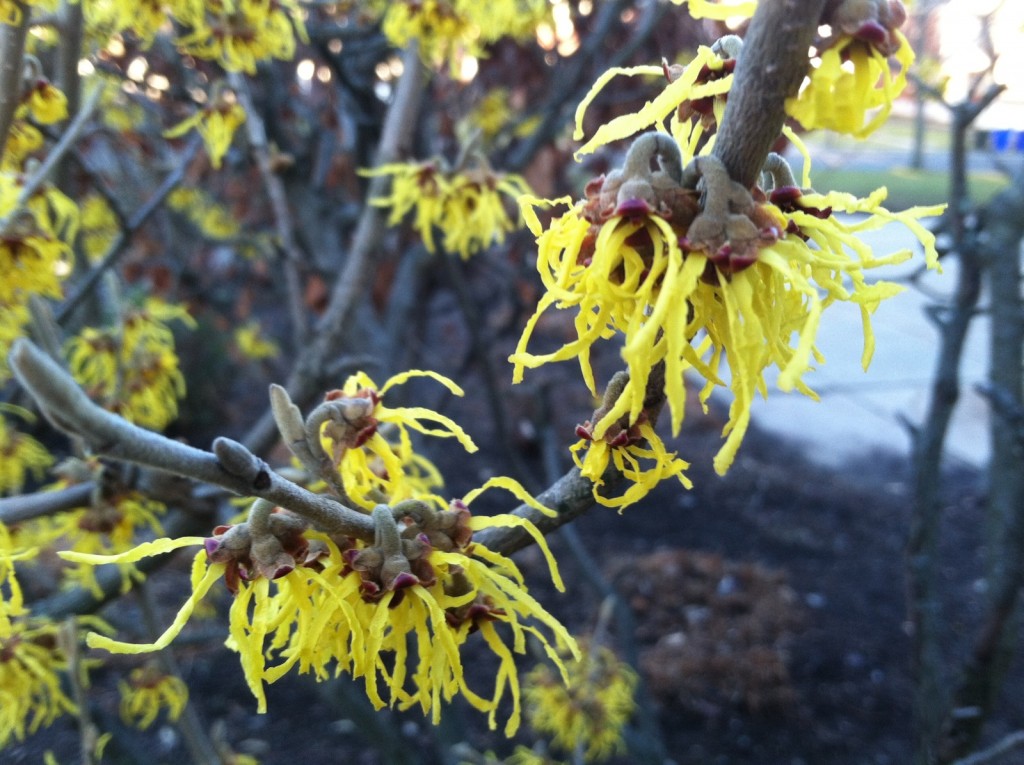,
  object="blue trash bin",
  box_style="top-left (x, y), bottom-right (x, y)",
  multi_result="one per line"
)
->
top-left (992, 129), bottom-right (1012, 152)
